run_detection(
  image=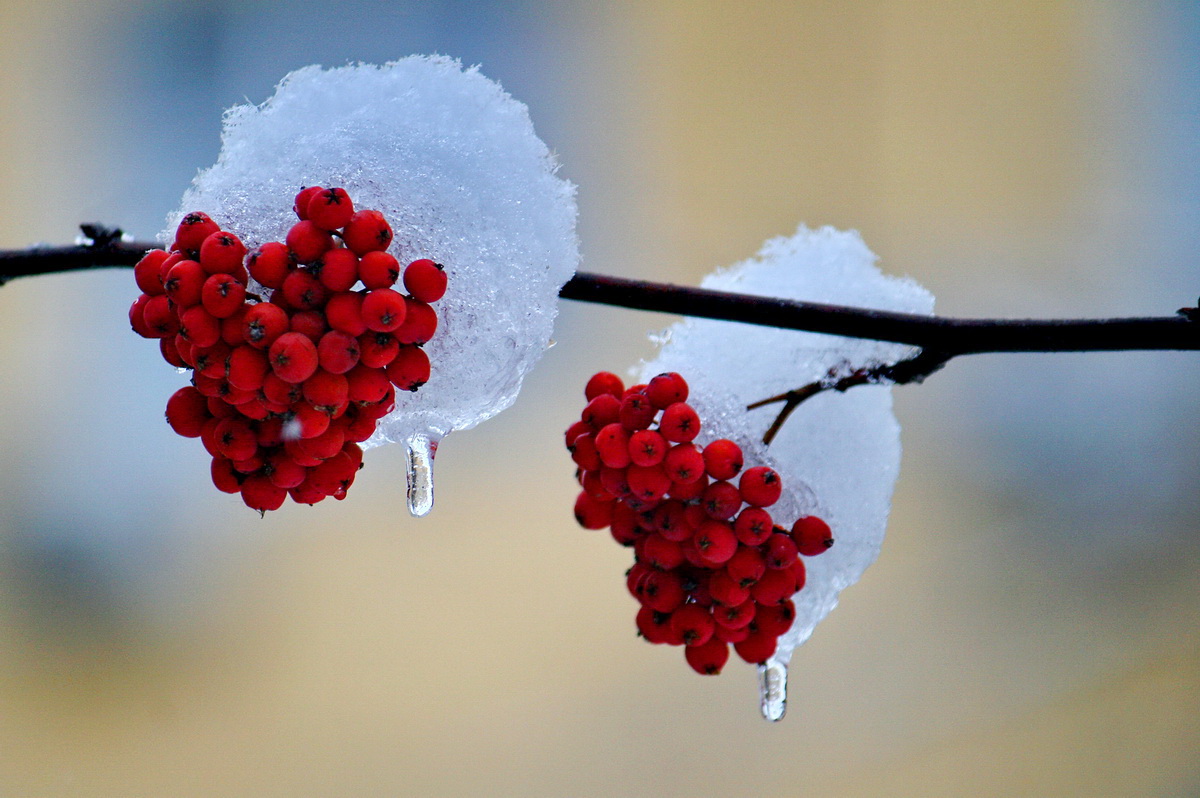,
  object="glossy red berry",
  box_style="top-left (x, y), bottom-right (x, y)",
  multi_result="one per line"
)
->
top-left (393, 297), bottom-right (438, 345)
top-left (702, 439), bottom-right (744, 480)
top-left (134, 249), bottom-right (169, 295)
top-left (362, 289), bottom-right (408, 332)
top-left (201, 273), bottom-right (246, 318)
top-left (739, 466), bottom-right (782, 507)
top-left (403, 258), bottom-right (447, 303)
top-left (733, 631), bottom-right (778, 664)
top-left (316, 330), bottom-right (361, 374)
top-left (693, 520), bottom-right (738, 565)
top-left (293, 186), bottom-right (324, 220)
top-left (172, 212), bottom-right (221, 253)
top-left (286, 220), bottom-right (334, 264)
top-left (165, 386), bottom-right (210, 437)
top-left (385, 346), bottom-right (431, 392)
top-left (684, 638), bottom-right (729, 675)
top-left (306, 187), bottom-right (354, 231)
top-left (733, 507), bottom-right (774, 546)
top-left (791, 515), bottom-right (834, 556)
top-left (241, 474), bottom-right (287, 513)
top-left (764, 533), bottom-right (799, 570)
top-left (246, 241), bottom-right (292, 288)
top-left (341, 209), bottom-right (393, 255)
top-left (574, 491), bottom-right (614, 530)
top-left (325, 292), bottom-right (368, 336)
top-left (268, 331), bottom-right (319, 384)
top-left (314, 247), bottom-right (359, 292)
top-left (199, 231), bottom-right (247, 275)
top-left (358, 331), bottom-right (400, 368)
top-left (646, 371), bottom-right (689, 409)
top-left (358, 251), bottom-right (400, 289)
top-left (658, 402), bottom-right (701, 443)
top-left (585, 371), bottom-right (625, 401)
top-left (164, 259), bottom-right (205, 308)
top-left (627, 429), bottom-right (667, 467)
top-left (670, 604), bottom-right (715, 647)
